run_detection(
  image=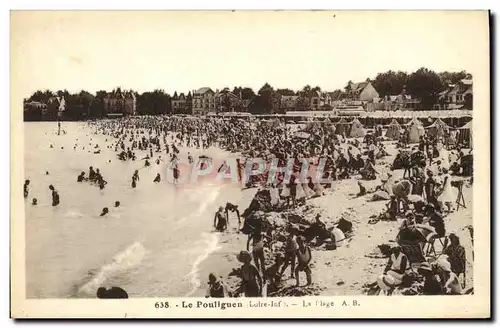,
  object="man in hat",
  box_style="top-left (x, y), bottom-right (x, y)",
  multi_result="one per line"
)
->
top-left (205, 273), bottom-right (228, 298)
top-left (419, 262), bottom-right (443, 295)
